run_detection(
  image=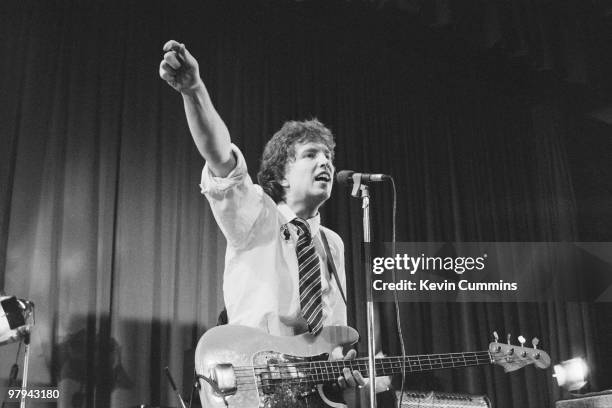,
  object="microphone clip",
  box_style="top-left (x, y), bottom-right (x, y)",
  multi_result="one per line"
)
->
top-left (351, 174), bottom-right (363, 198)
